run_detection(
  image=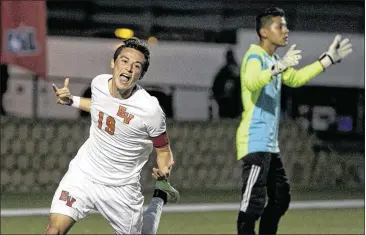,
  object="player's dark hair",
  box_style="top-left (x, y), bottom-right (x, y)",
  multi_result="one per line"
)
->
top-left (255, 7), bottom-right (285, 38)
top-left (113, 37), bottom-right (150, 79)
